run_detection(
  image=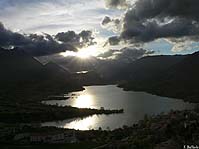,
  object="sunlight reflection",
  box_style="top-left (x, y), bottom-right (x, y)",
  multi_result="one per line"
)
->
top-left (73, 94), bottom-right (94, 108)
top-left (64, 116), bottom-right (97, 130)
